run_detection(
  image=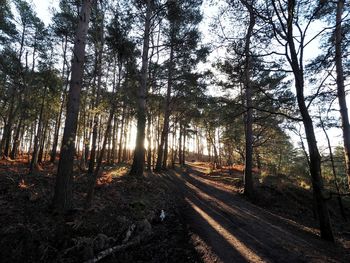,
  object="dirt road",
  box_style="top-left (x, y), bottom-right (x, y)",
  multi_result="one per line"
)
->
top-left (163, 166), bottom-right (349, 263)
